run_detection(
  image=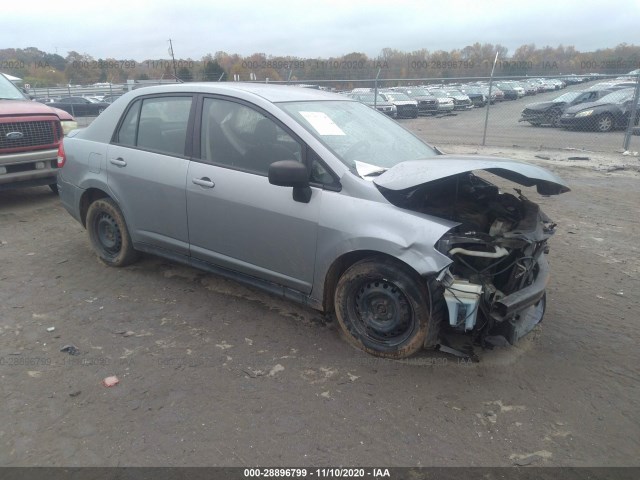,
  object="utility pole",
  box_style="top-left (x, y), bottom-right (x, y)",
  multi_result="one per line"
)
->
top-left (482, 51), bottom-right (500, 146)
top-left (168, 39), bottom-right (178, 80)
